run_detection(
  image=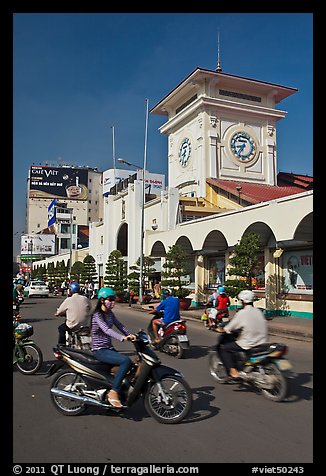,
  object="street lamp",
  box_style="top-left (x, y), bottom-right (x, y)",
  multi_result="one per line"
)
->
top-left (28, 239), bottom-right (33, 280)
top-left (116, 98), bottom-right (149, 304)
